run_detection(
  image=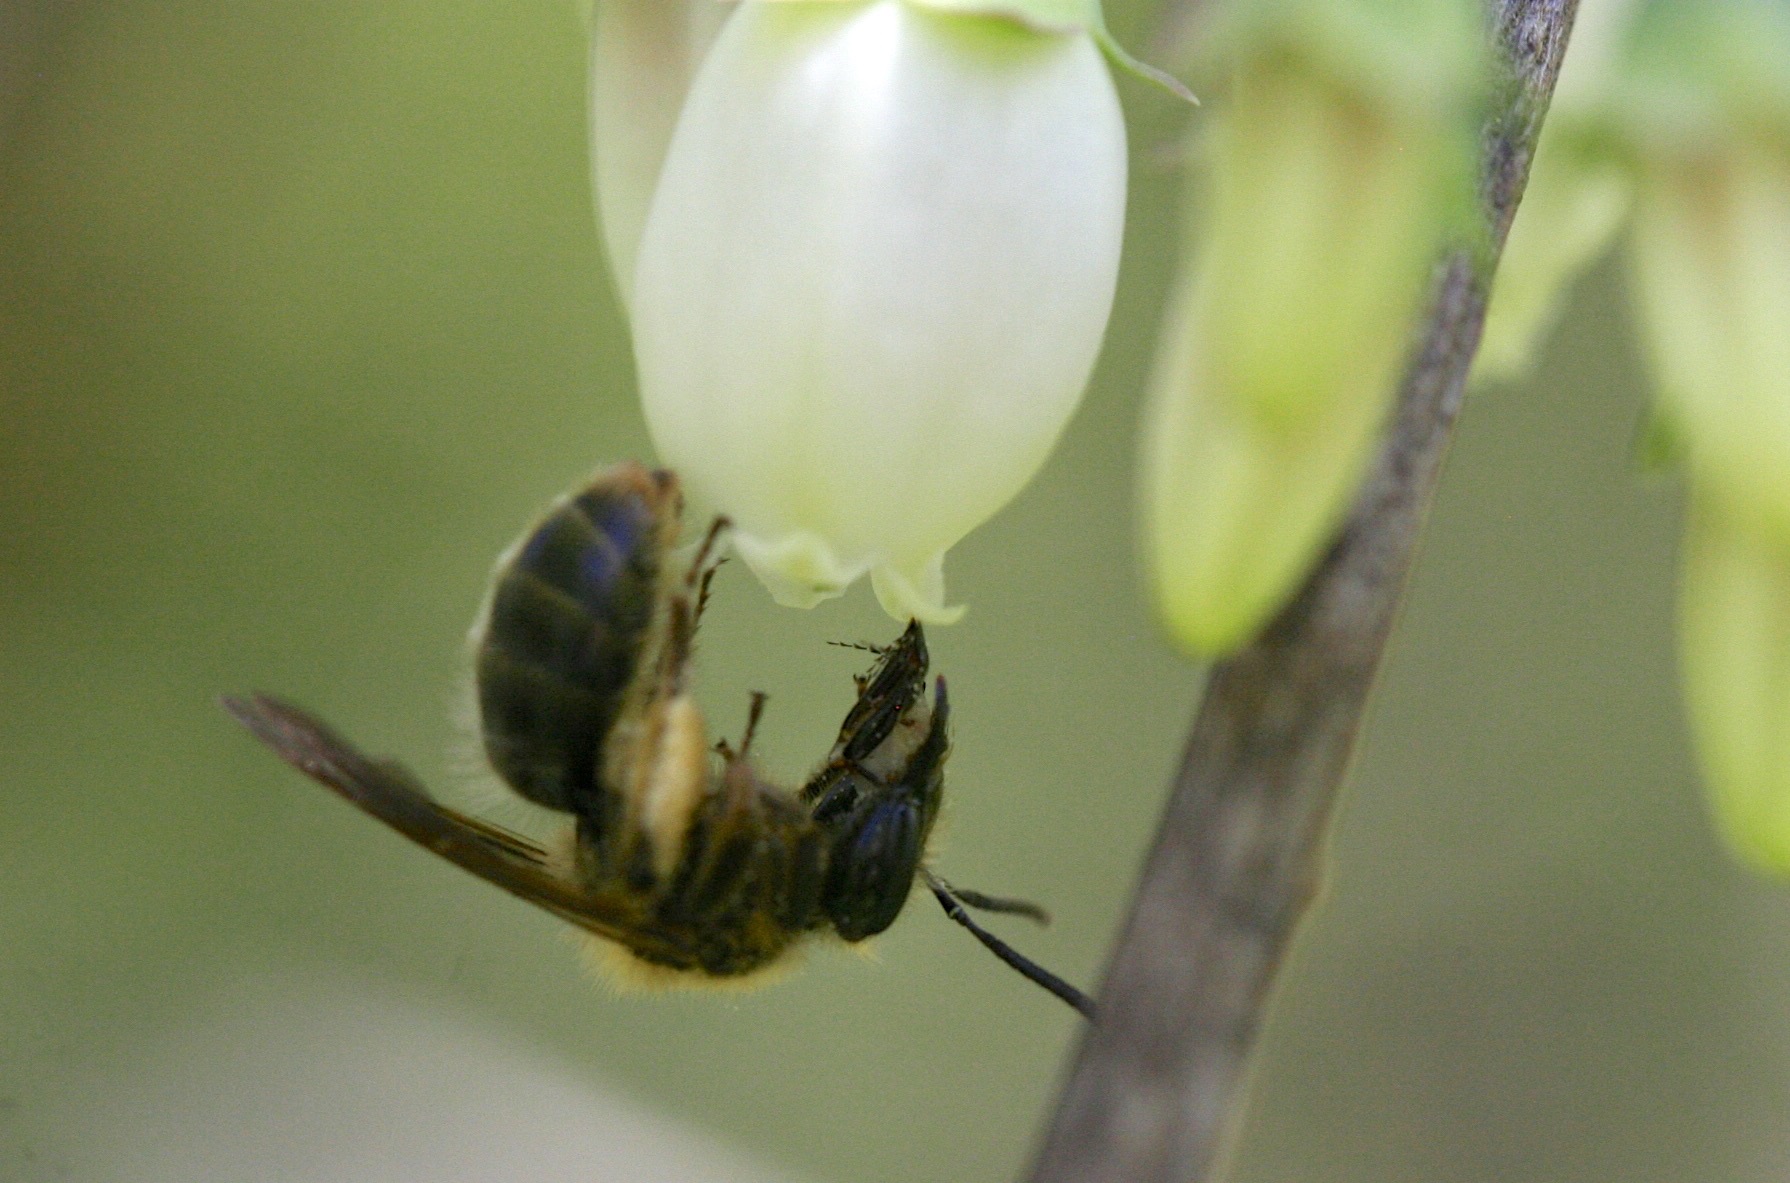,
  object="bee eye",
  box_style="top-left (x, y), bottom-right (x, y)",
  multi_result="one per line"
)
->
top-left (824, 798), bottom-right (924, 942)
